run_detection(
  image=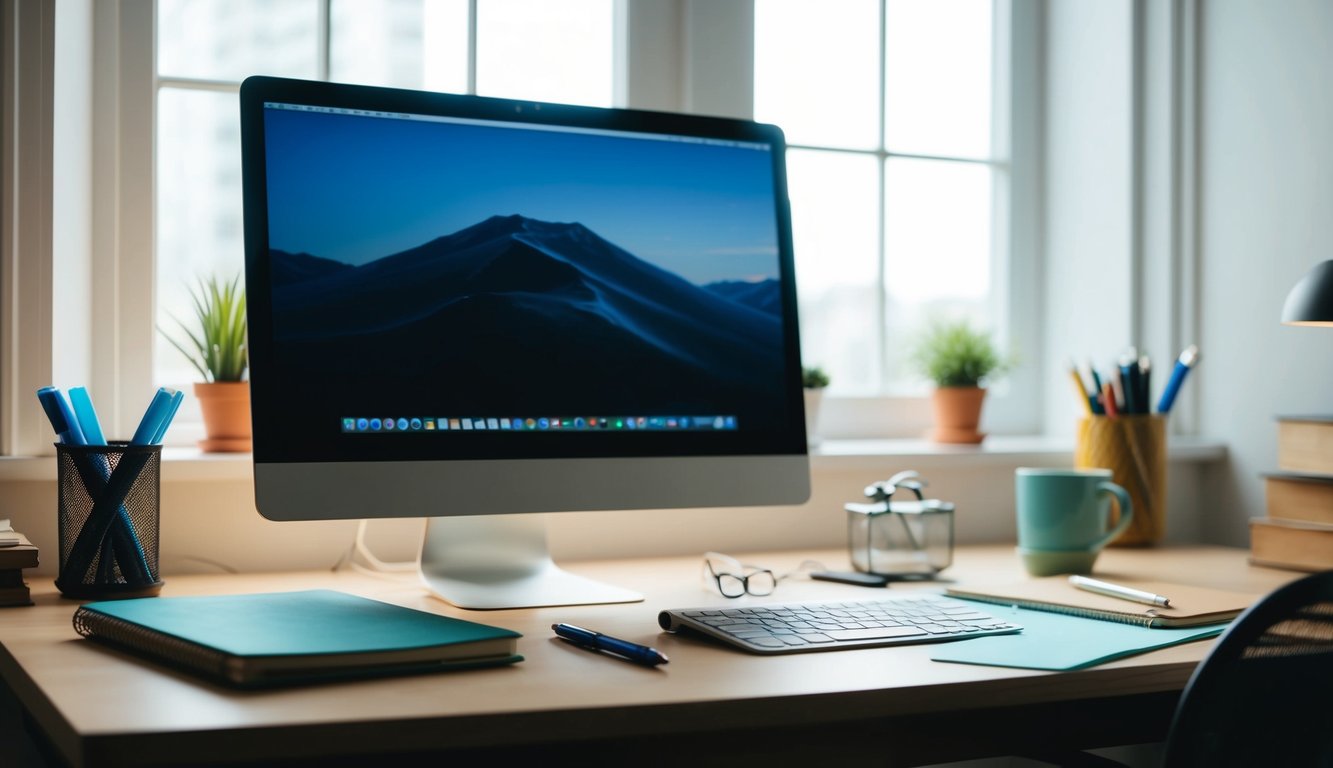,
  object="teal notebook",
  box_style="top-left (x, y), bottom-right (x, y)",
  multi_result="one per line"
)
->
top-left (930, 605), bottom-right (1225, 671)
top-left (73, 589), bottom-right (522, 687)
